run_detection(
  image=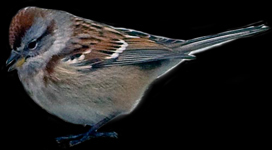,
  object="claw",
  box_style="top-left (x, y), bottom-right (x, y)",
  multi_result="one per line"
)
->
top-left (56, 114), bottom-right (119, 147)
top-left (55, 133), bottom-right (85, 143)
top-left (68, 131), bottom-right (118, 147)
top-left (56, 131), bottom-right (118, 147)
